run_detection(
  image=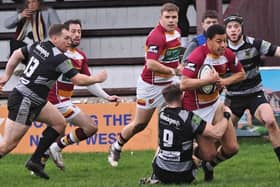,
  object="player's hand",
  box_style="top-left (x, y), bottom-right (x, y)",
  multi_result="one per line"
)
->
top-left (175, 64), bottom-right (184, 76)
top-left (107, 95), bottom-right (121, 106)
top-left (94, 70), bottom-right (107, 83)
top-left (0, 75), bottom-right (8, 94)
top-left (216, 77), bottom-right (226, 89)
top-left (207, 69), bottom-right (219, 84)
